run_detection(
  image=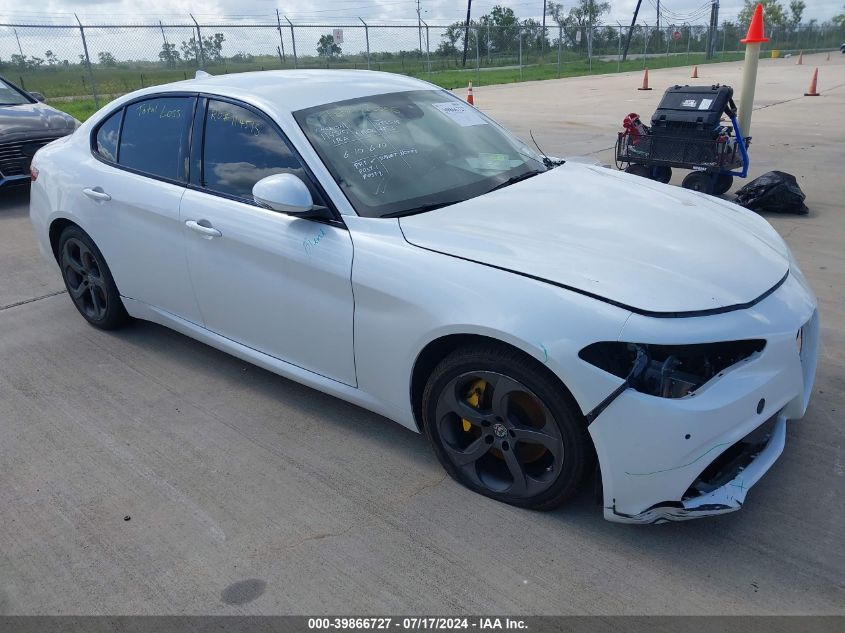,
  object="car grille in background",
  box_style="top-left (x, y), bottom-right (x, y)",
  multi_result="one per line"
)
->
top-left (0, 138), bottom-right (59, 178)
